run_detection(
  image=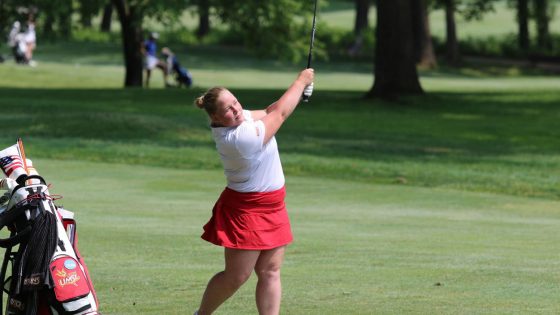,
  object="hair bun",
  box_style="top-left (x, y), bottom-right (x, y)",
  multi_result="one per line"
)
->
top-left (194, 96), bottom-right (205, 109)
